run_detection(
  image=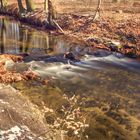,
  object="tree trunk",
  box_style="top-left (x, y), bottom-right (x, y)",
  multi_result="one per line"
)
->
top-left (19, 27), bottom-right (24, 53)
top-left (17, 0), bottom-right (25, 13)
top-left (25, 0), bottom-right (34, 12)
top-left (47, 0), bottom-right (55, 28)
top-left (44, 0), bottom-right (47, 11)
top-left (0, 0), bottom-right (4, 8)
top-left (112, 0), bottom-right (121, 3)
top-left (0, 0), bottom-right (7, 8)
